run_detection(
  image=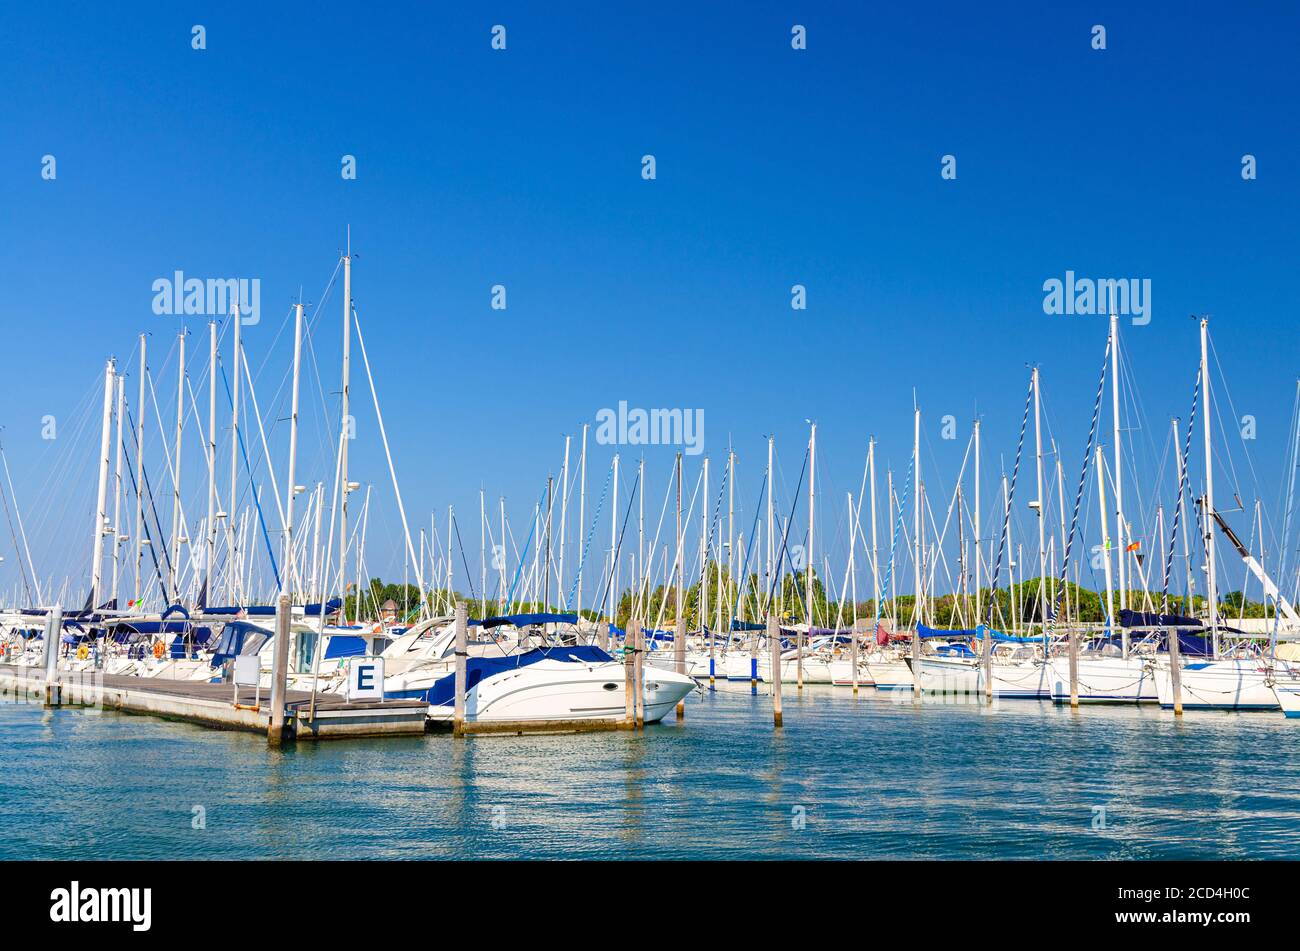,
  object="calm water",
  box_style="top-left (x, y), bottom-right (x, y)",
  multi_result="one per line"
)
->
top-left (2, 684), bottom-right (1298, 860)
